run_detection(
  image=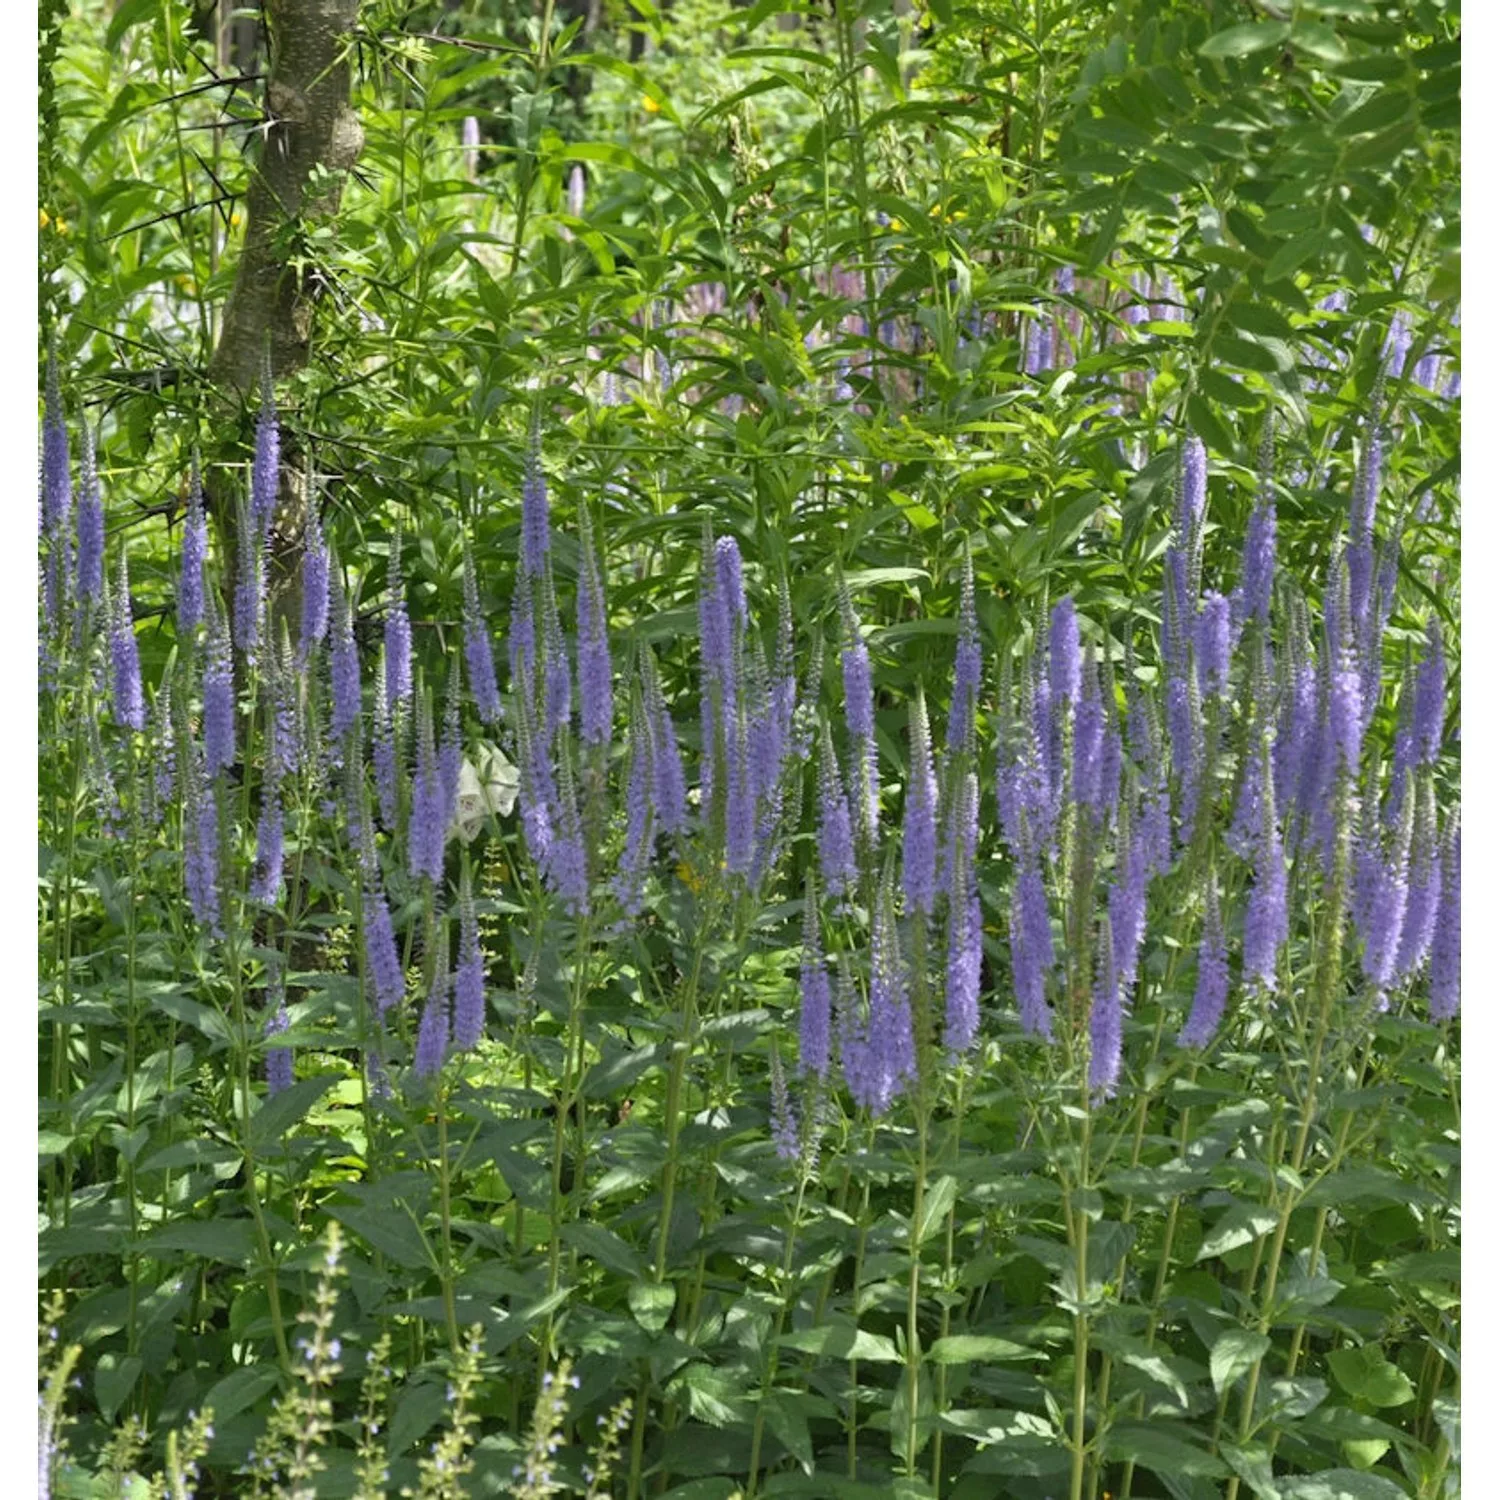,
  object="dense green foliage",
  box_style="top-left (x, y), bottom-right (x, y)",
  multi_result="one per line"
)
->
top-left (40, 2), bottom-right (1459, 1498)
